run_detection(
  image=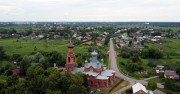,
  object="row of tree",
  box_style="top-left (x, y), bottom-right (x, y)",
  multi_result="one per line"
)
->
top-left (120, 47), bottom-right (164, 59)
top-left (0, 66), bottom-right (88, 94)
